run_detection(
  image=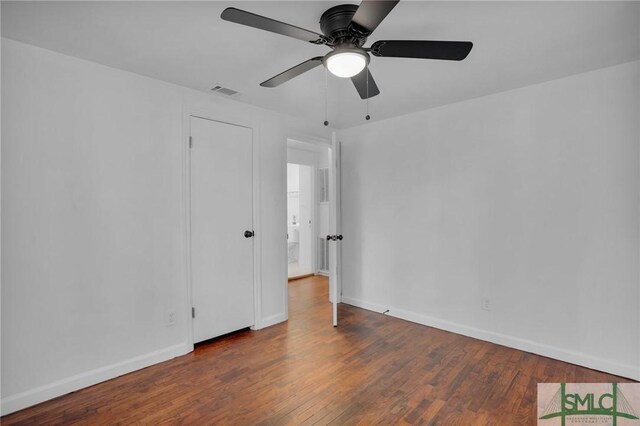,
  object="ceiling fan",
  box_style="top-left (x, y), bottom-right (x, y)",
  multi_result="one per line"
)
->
top-left (221, 1), bottom-right (473, 100)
